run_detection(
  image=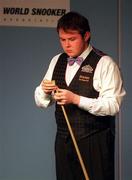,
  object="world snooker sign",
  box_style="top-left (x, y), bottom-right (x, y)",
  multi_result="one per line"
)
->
top-left (0, 0), bottom-right (70, 27)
